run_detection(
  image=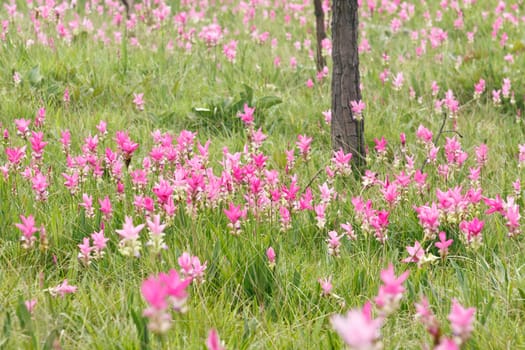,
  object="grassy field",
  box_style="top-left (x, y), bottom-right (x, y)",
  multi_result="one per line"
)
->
top-left (1, 0), bottom-right (525, 348)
